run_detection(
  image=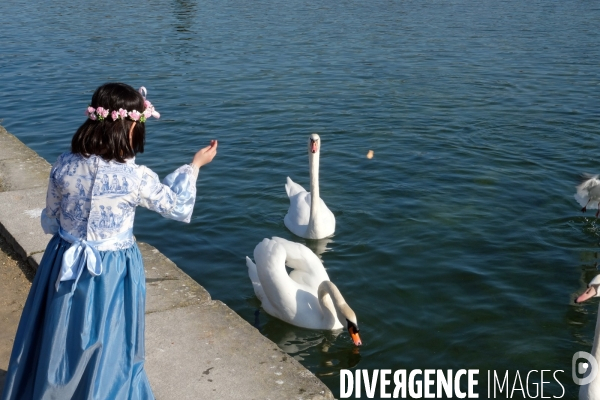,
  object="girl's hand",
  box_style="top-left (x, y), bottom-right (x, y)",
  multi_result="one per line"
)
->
top-left (192, 140), bottom-right (218, 168)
